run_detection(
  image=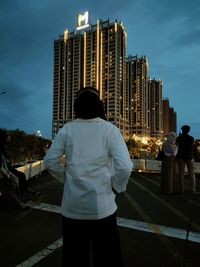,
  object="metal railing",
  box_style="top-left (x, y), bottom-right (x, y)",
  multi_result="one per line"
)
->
top-left (16, 160), bottom-right (45, 180)
top-left (15, 159), bottom-right (200, 180)
top-left (132, 159), bottom-right (200, 173)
